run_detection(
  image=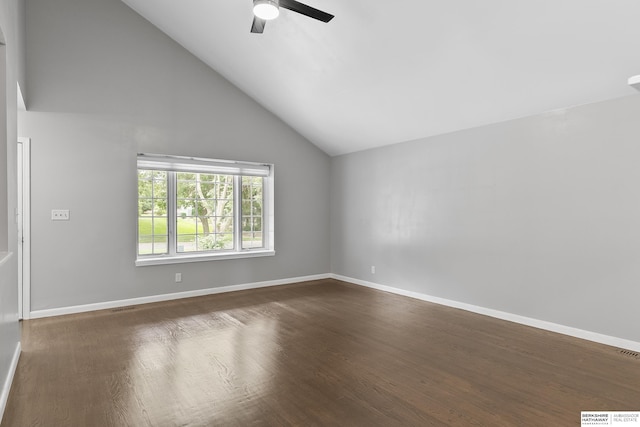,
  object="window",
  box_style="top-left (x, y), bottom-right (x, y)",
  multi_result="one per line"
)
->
top-left (136, 154), bottom-right (274, 266)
